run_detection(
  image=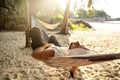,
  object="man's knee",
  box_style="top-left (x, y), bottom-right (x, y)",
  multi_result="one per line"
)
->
top-left (49, 35), bottom-right (61, 47)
